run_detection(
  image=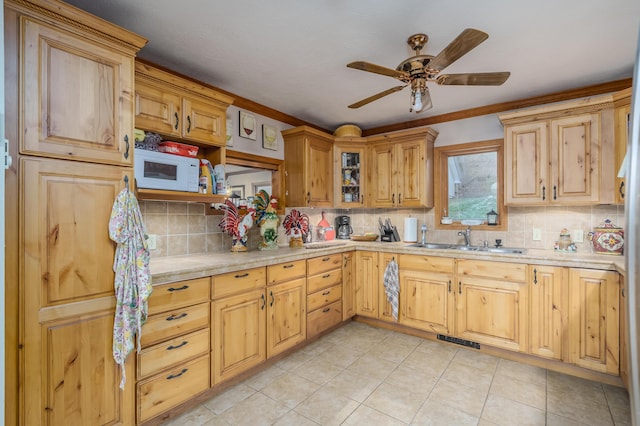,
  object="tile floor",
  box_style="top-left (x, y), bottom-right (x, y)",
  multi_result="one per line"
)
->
top-left (163, 321), bottom-right (632, 426)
